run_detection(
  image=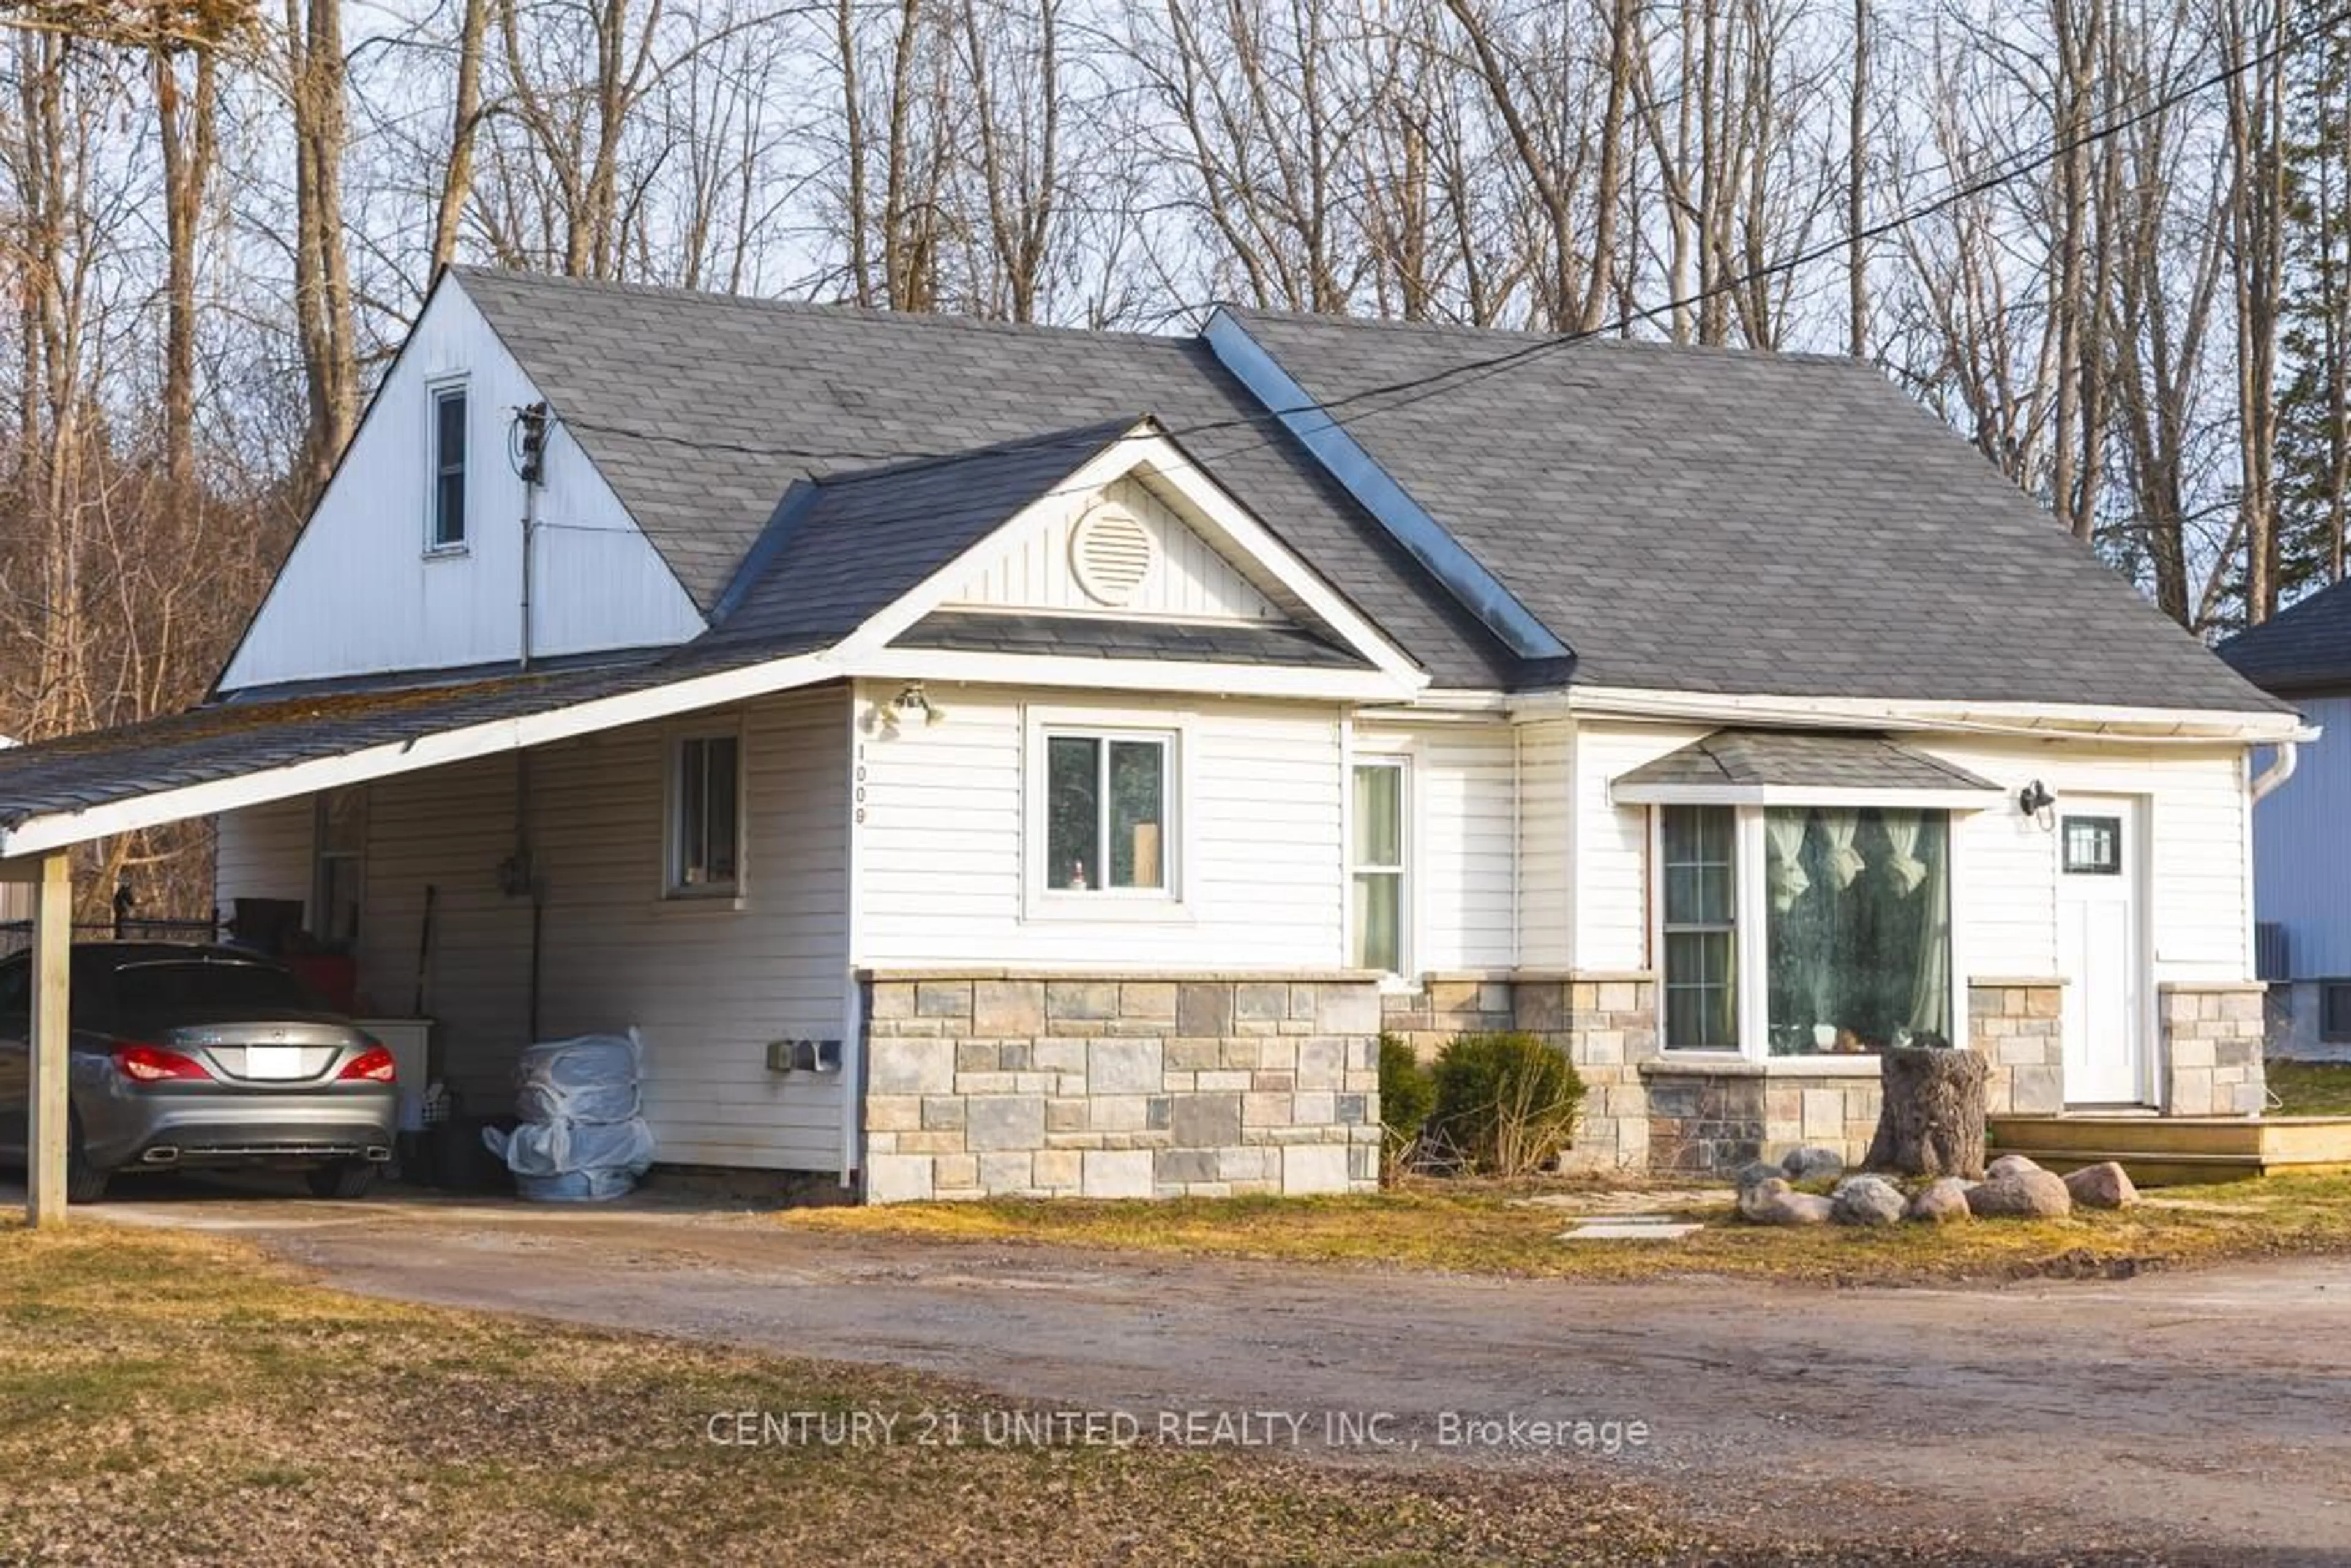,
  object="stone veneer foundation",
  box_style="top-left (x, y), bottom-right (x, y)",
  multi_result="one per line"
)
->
top-left (2159, 981), bottom-right (2267, 1114)
top-left (860, 970), bottom-right (1383, 1203)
